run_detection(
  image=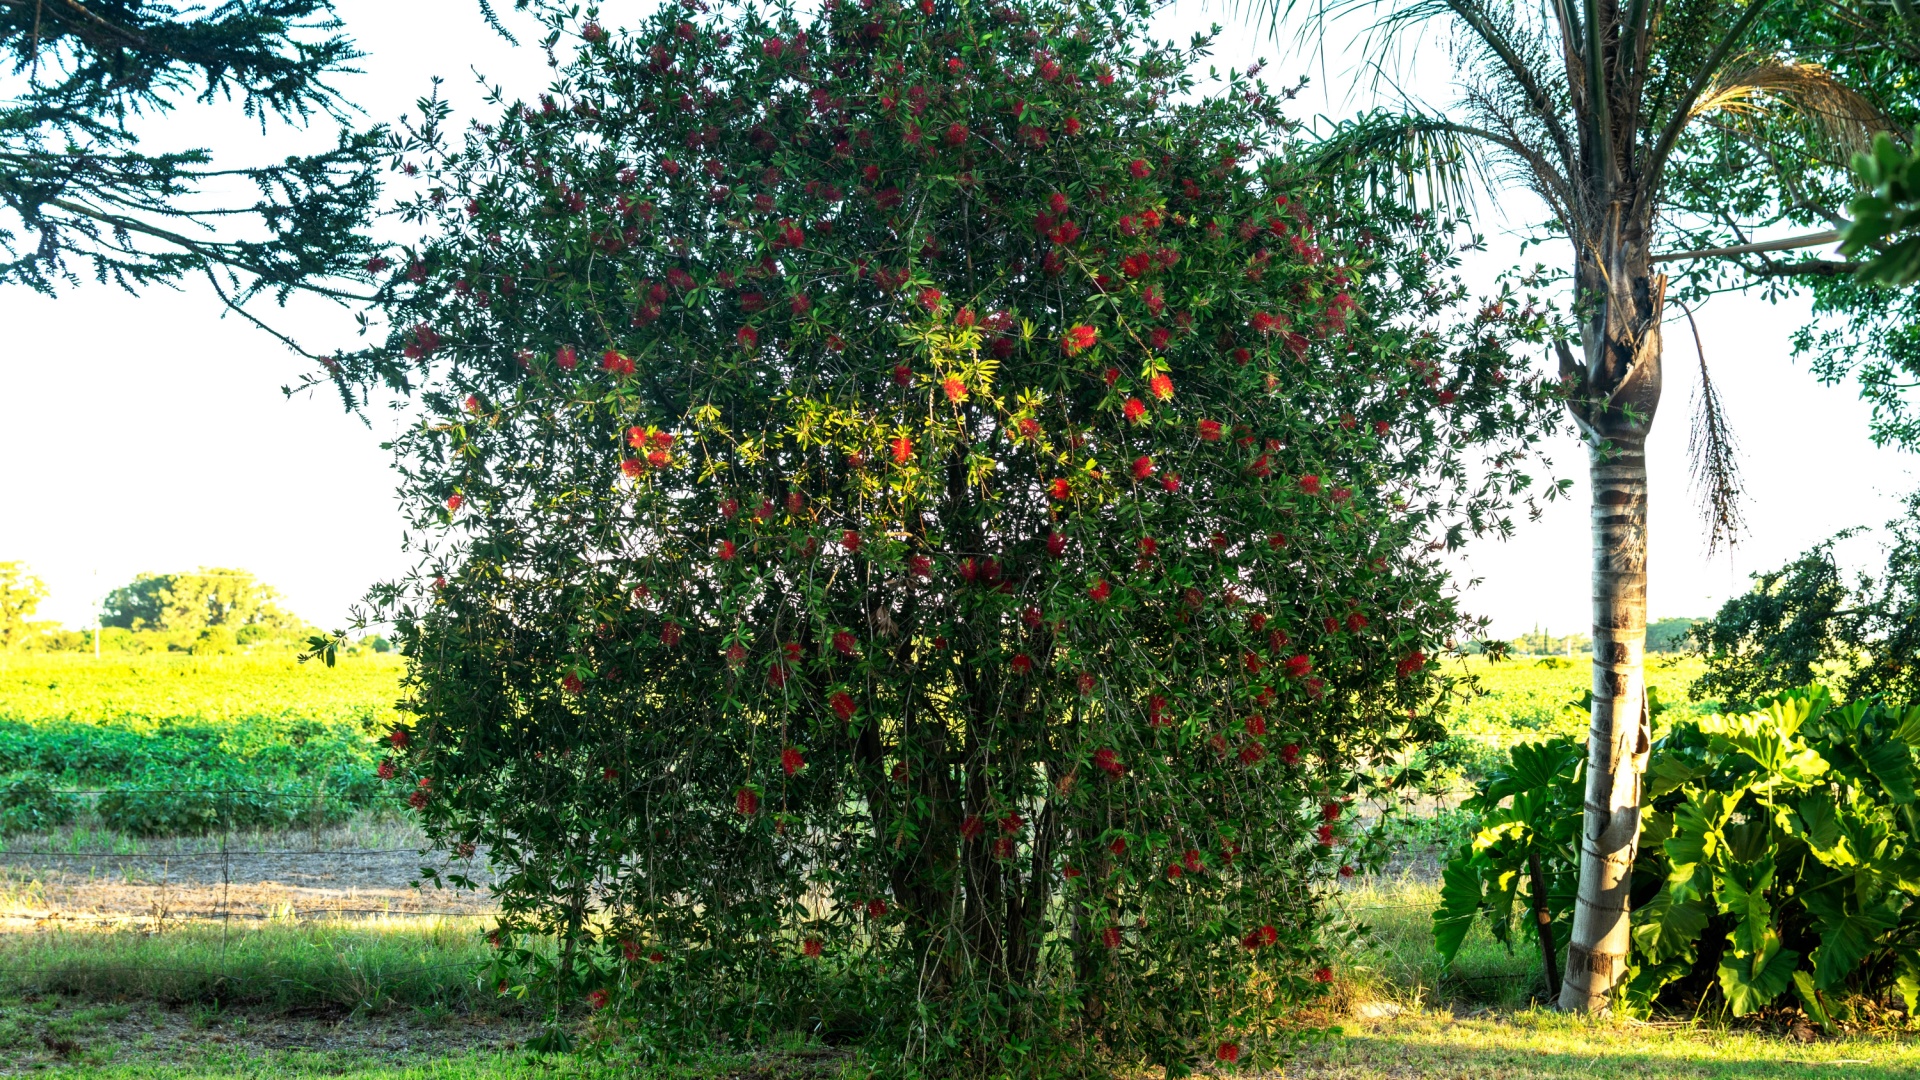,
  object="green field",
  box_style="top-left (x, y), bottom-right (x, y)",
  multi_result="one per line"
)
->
top-left (2, 648), bottom-right (1912, 1077)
